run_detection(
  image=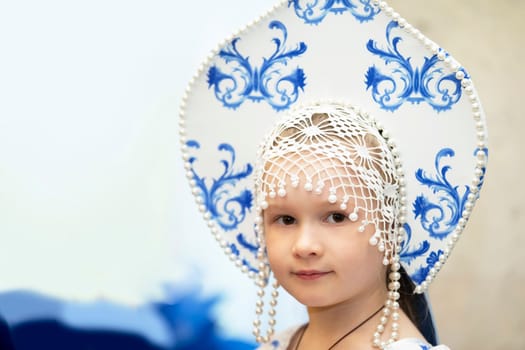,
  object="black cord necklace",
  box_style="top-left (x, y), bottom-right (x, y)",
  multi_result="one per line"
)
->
top-left (293, 306), bottom-right (384, 350)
